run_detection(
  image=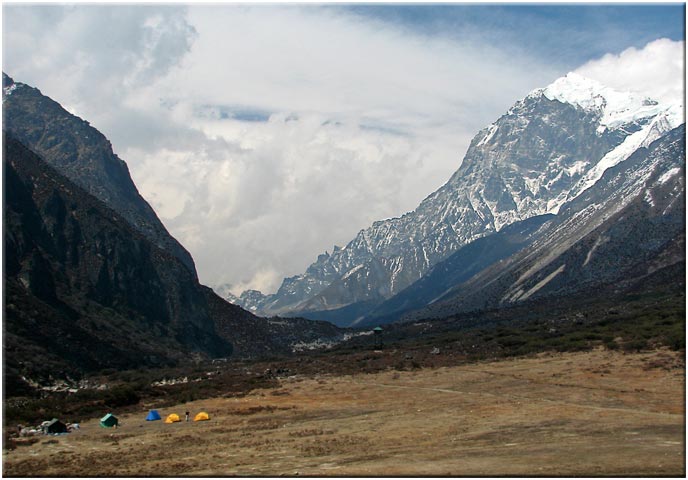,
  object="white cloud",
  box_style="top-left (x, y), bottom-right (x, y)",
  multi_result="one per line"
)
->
top-left (119, 6), bottom-right (560, 294)
top-left (3, 5), bottom-right (196, 114)
top-left (121, 112), bottom-right (476, 293)
top-left (12, 7), bottom-right (680, 295)
top-left (574, 38), bottom-right (684, 107)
